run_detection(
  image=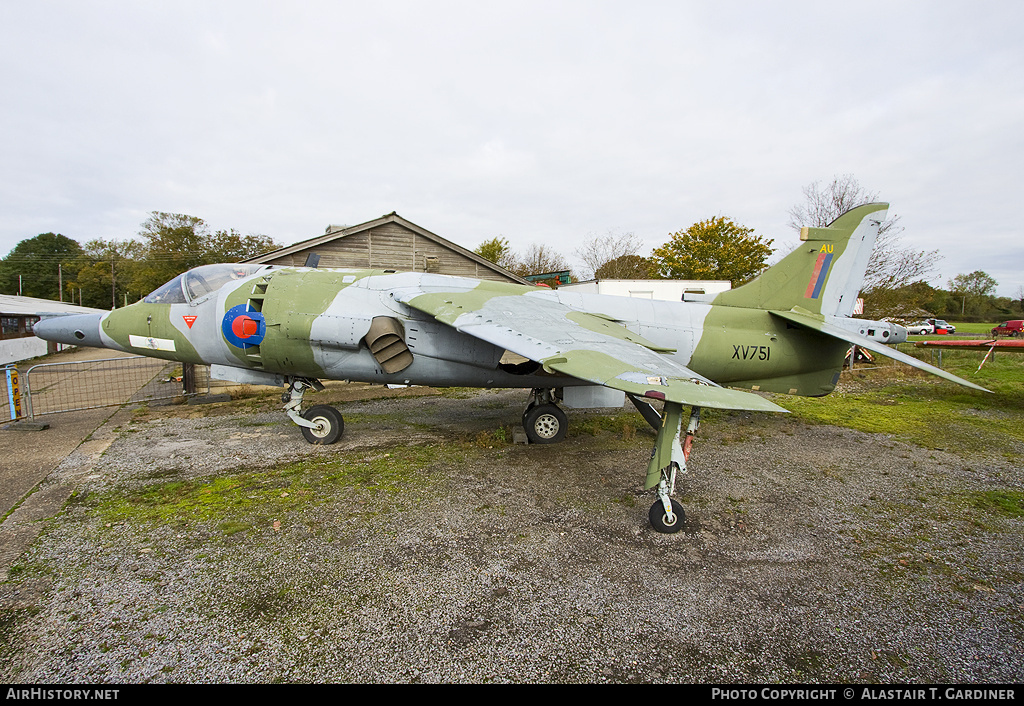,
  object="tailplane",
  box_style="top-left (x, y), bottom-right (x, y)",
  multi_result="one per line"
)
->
top-left (711, 203), bottom-right (888, 316)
